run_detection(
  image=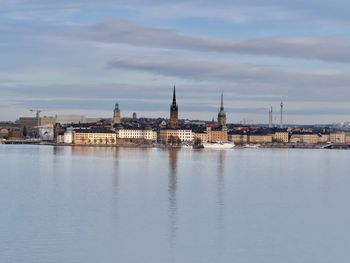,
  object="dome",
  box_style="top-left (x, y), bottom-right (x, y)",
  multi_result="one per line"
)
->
top-left (218, 110), bottom-right (226, 118)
